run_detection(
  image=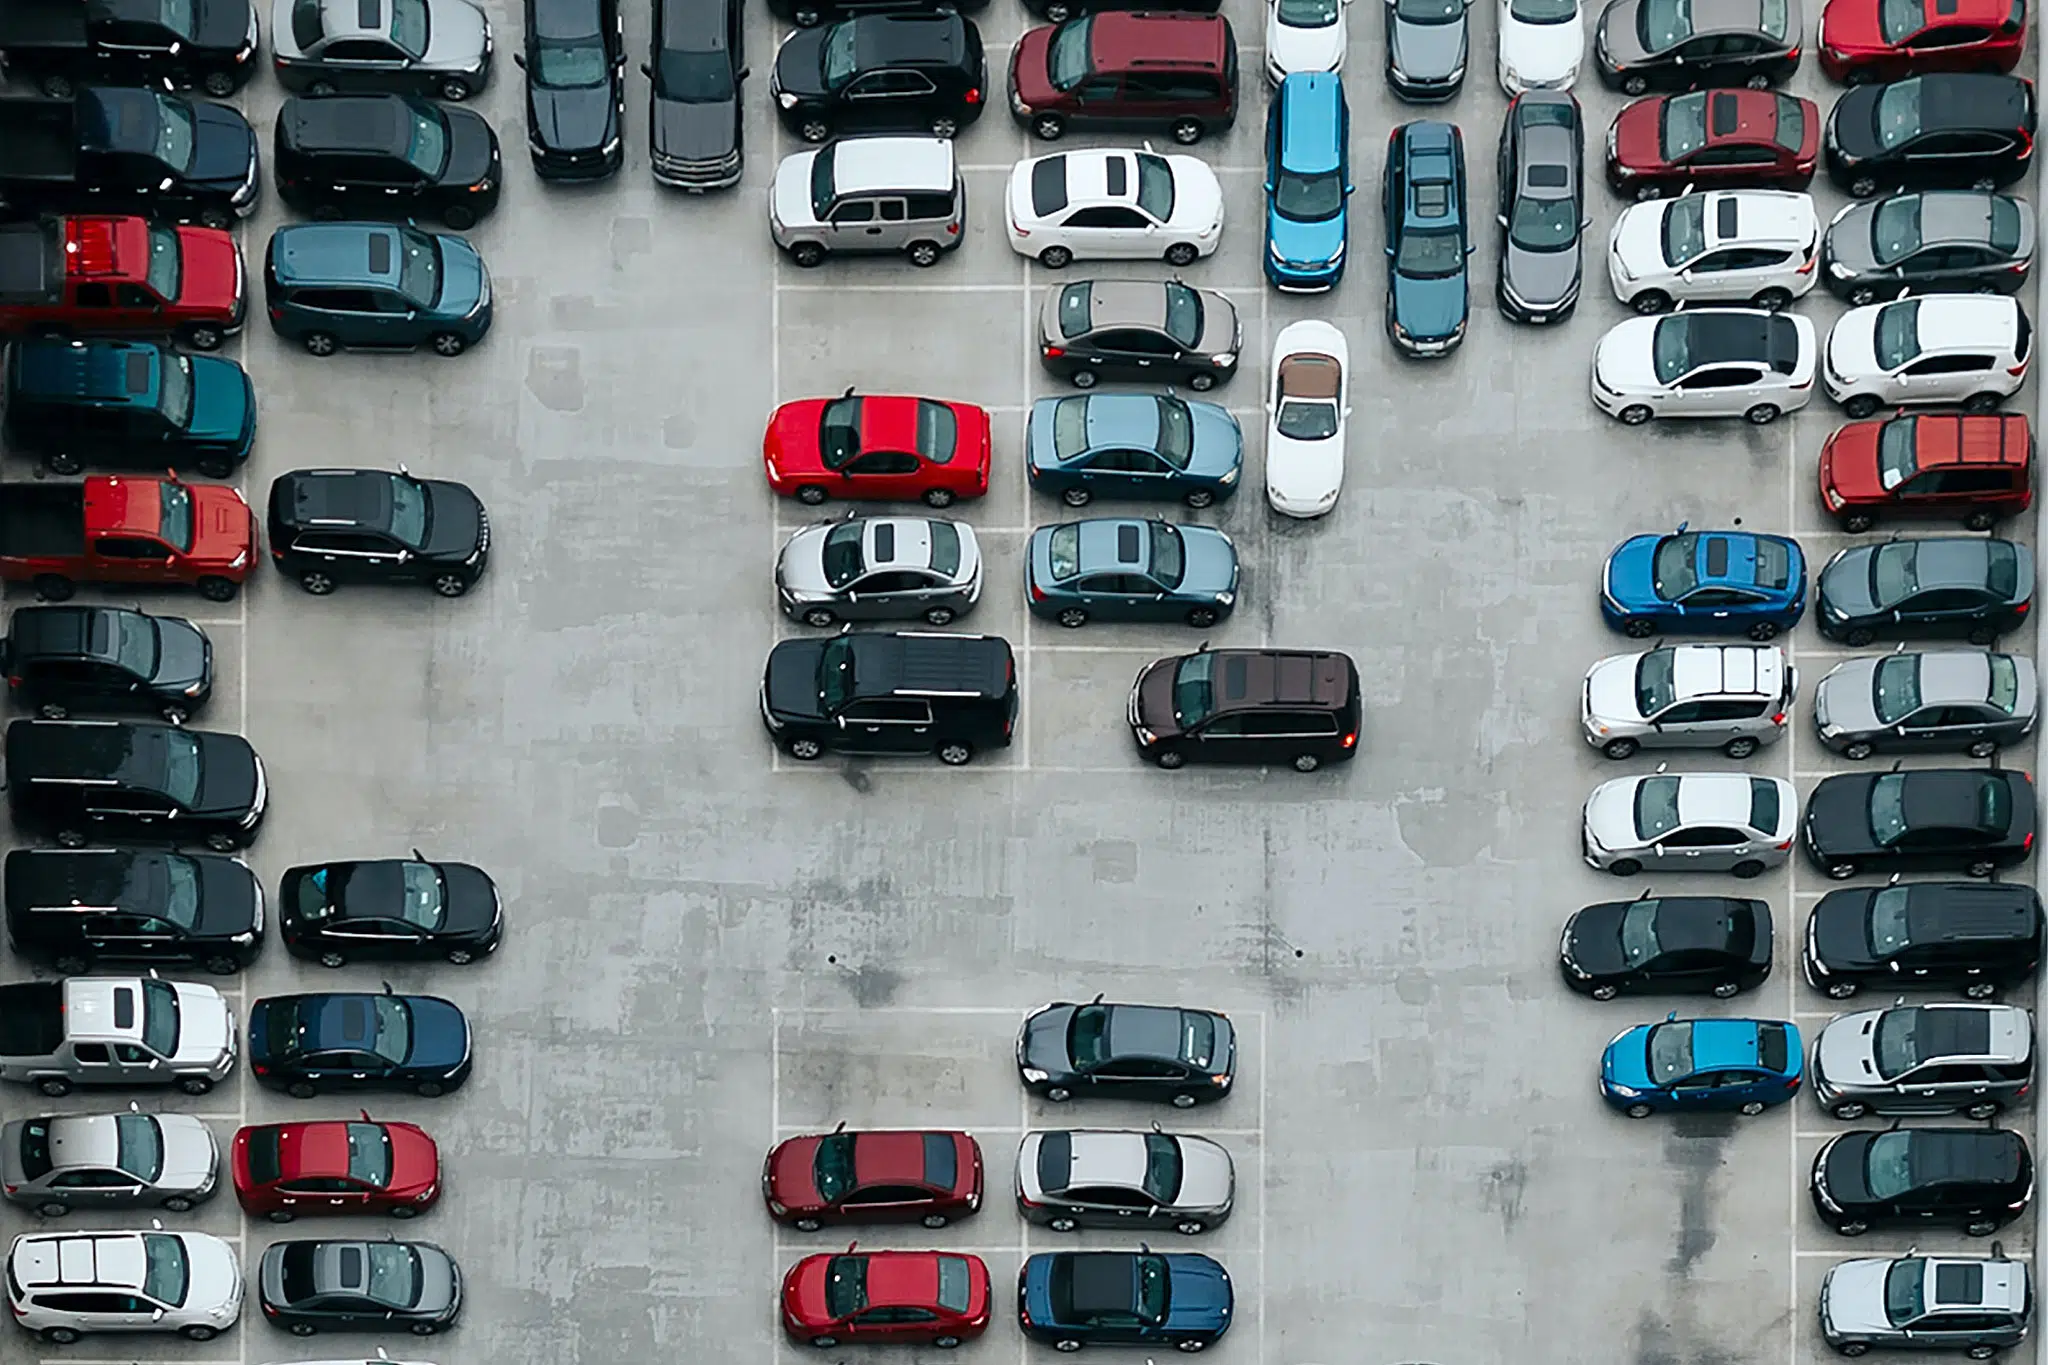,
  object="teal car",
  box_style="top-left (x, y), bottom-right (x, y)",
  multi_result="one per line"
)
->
top-left (1025, 393), bottom-right (1244, 508)
top-left (1026, 518), bottom-right (1238, 629)
top-left (3, 339), bottom-right (255, 479)
top-left (262, 223), bottom-right (493, 358)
